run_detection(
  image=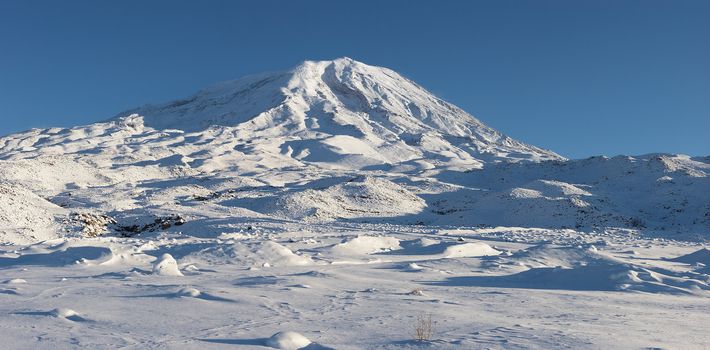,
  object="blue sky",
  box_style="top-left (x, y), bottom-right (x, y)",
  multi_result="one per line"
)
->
top-left (0, 0), bottom-right (707, 159)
